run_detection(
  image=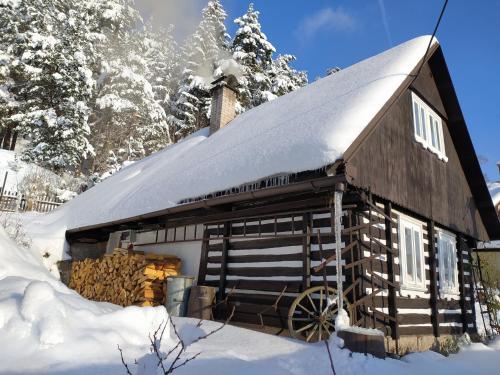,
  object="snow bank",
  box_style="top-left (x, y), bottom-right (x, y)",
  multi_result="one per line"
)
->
top-left (0, 227), bottom-right (172, 374)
